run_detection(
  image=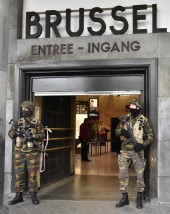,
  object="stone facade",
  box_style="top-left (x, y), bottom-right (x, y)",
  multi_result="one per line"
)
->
top-left (1, 0), bottom-right (170, 206)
